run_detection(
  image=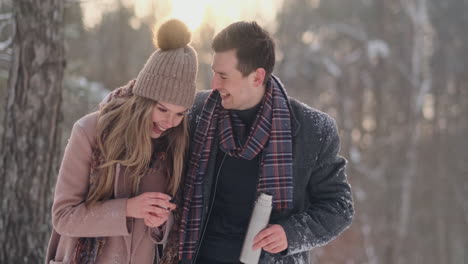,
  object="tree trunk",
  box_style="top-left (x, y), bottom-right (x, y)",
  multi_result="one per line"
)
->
top-left (394, 0), bottom-right (434, 263)
top-left (0, 0), bottom-right (64, 262)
